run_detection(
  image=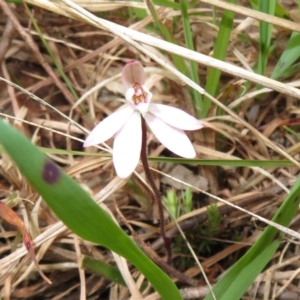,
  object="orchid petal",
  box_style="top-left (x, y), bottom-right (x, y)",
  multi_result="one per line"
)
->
top-left (144, 113), bottom-right (196, 158)
top-left (113, 111), bottom-right (142, 178)
top-left (84, 104), bottom-right (134, 147)
top-left (121, 61), bottom-right (145, 90)
top-left (148, 103), bottom-right (203, 130)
